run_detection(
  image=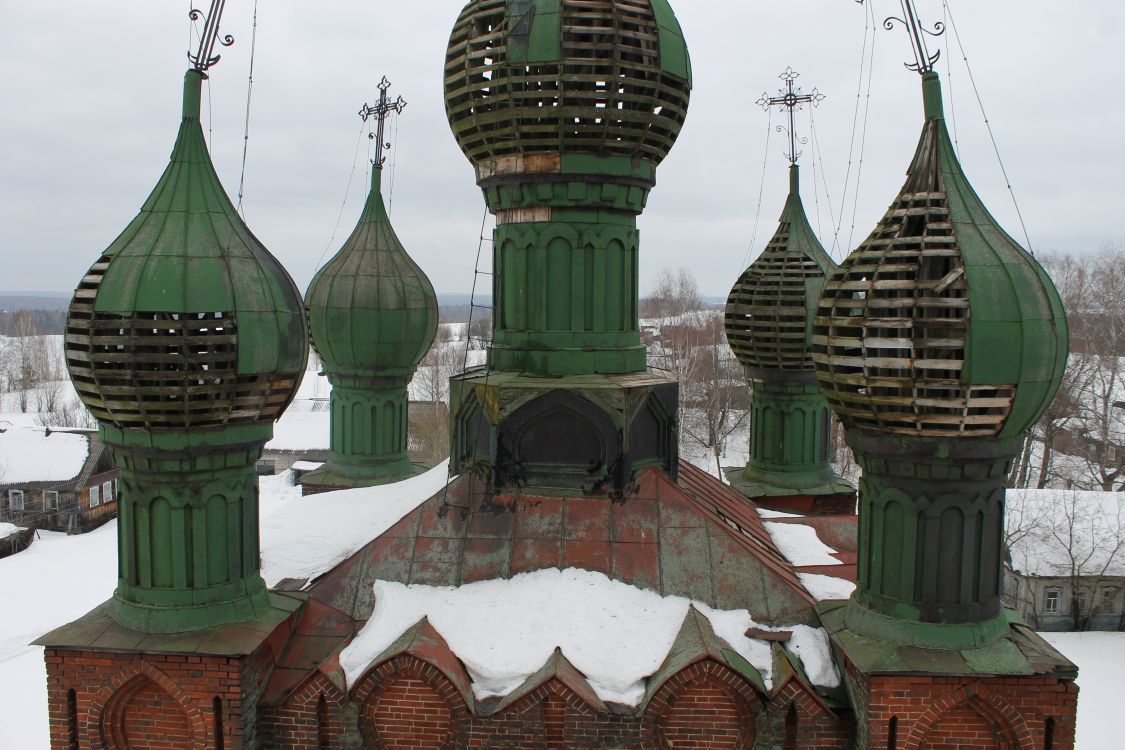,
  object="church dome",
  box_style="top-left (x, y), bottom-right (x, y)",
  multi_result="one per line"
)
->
top-left (443, 0), bottom-right (692, 170)
top-left (725, 166), bottom-right (835, 372)
top-left (305, 169), bottom-right (439, 379)
top-left (65, 70), bottom-right (308, 431)
top-left (812, 73), bottom-right (1067, 439)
